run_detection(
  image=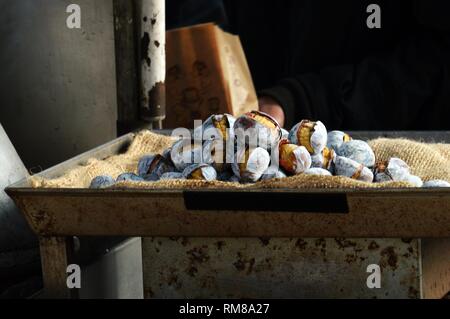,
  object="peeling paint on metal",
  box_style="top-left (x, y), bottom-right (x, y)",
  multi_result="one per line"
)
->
top-left (136, 0), bottom-right (166, 121)
top-left (142, 238), bottom-right (421, 299)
